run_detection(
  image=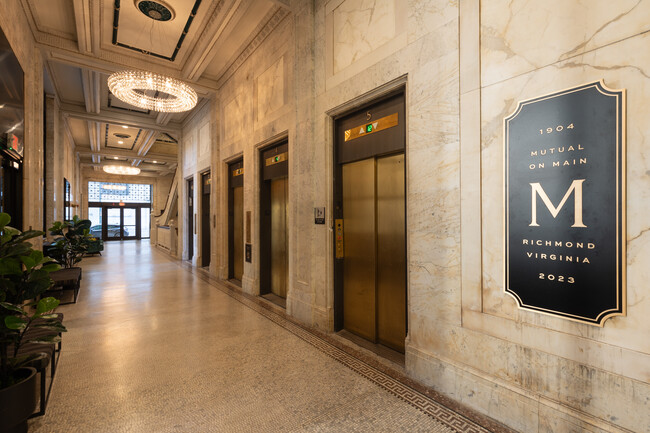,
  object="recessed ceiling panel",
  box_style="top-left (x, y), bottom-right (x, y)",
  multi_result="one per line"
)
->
top-left (49, 63), bottom-right (85, 104)
top-left (68, 118), bottom-right (90, 146)
top-left (149, 141), bottom-right (177, 156)
top-left (26, 0), bottom-right (76, 40)
top-left (112, 0), bottom-right (203, 61)
top-left (107, 90), bottom-right (150, 114)
top-left (103, 123), bottom-right (142, 150)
